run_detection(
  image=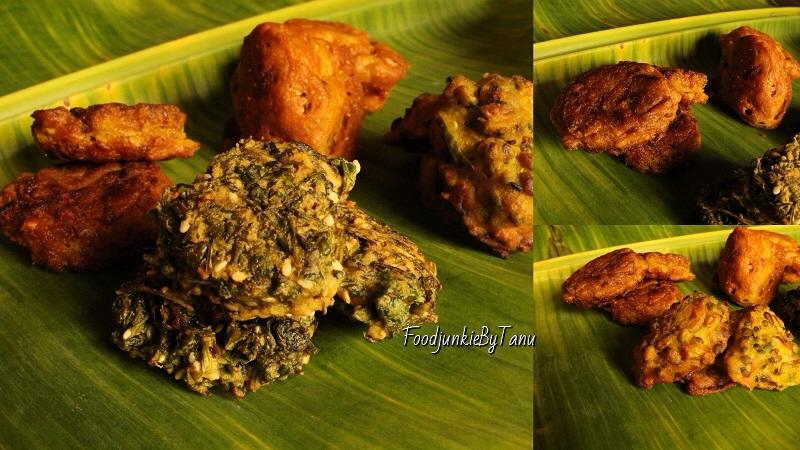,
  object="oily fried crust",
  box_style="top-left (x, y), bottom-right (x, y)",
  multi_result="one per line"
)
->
top-left (31, 103), bottom-right (200, 161)
top-left (619, 107), bottom-right (701, 173)
top-left (717, 227), bottom-right (797, 306)
top-left (641, 251), bottom-right (695, 281)
top-left (0, 162), bottom-right (171, 271)
top-left (562, 248), bottom-right (647, 308)
top-left (608, 280), bottom-right (683, 326)
top-left (685, 357), bottom-right (736, 396)
top-left (720, 26), bottom-right (800, 129)
top-left (230, 19), bottom-right (408, 159)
